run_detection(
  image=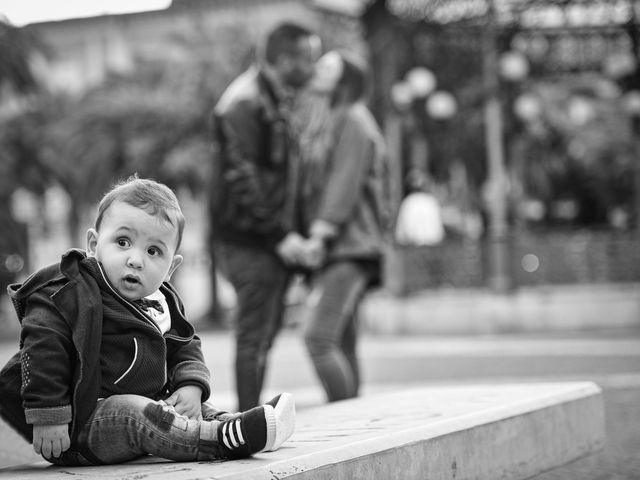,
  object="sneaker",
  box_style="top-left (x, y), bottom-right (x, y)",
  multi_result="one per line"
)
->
top-left (263, 393), bottom-right (296, 452)
top-left (217, 392), bottom-right (295, 458)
